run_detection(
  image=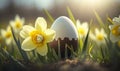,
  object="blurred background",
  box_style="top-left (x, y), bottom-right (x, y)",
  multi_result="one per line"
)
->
top-left (0, 0), bottom-right (120, 26)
